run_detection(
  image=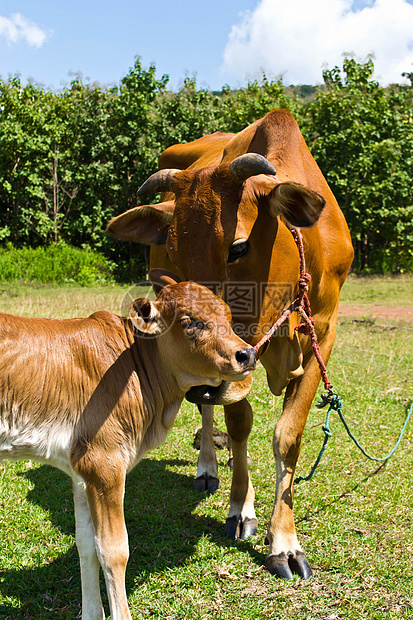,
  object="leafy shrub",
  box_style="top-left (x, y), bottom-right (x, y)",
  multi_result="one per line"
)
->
top-left (0, 243), bottom-right (116, 285)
